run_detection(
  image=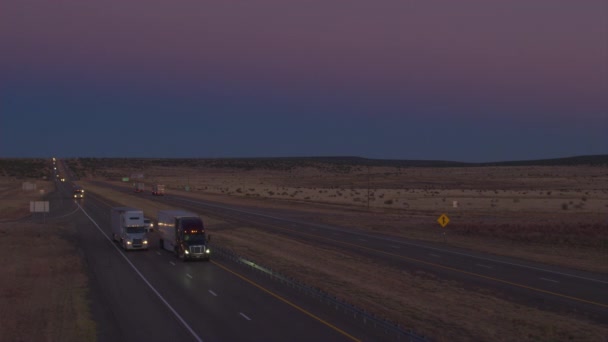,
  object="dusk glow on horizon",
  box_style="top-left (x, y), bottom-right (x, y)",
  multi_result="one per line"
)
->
top-left (1, 0), bottom-right (606, 161)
